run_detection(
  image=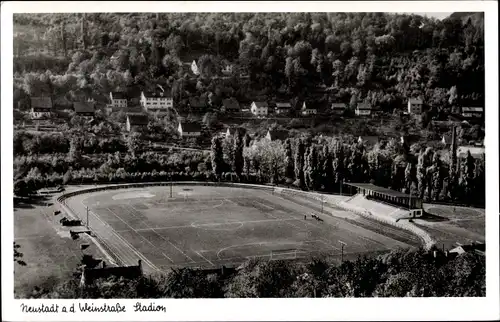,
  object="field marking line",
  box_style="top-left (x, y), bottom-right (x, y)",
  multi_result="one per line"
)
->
top-left (108, 204), bottom-right (195, 264)
top-left (106, 207), bottom-right (174, 264)
top-left (195, 250), bottom-right (215, 267)
top-left (85, 201), bottom-right (158, 269)
top-left (72, 198), bottom-right (140, 267)
top-left (148, 228), bottom-right (196, 263)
